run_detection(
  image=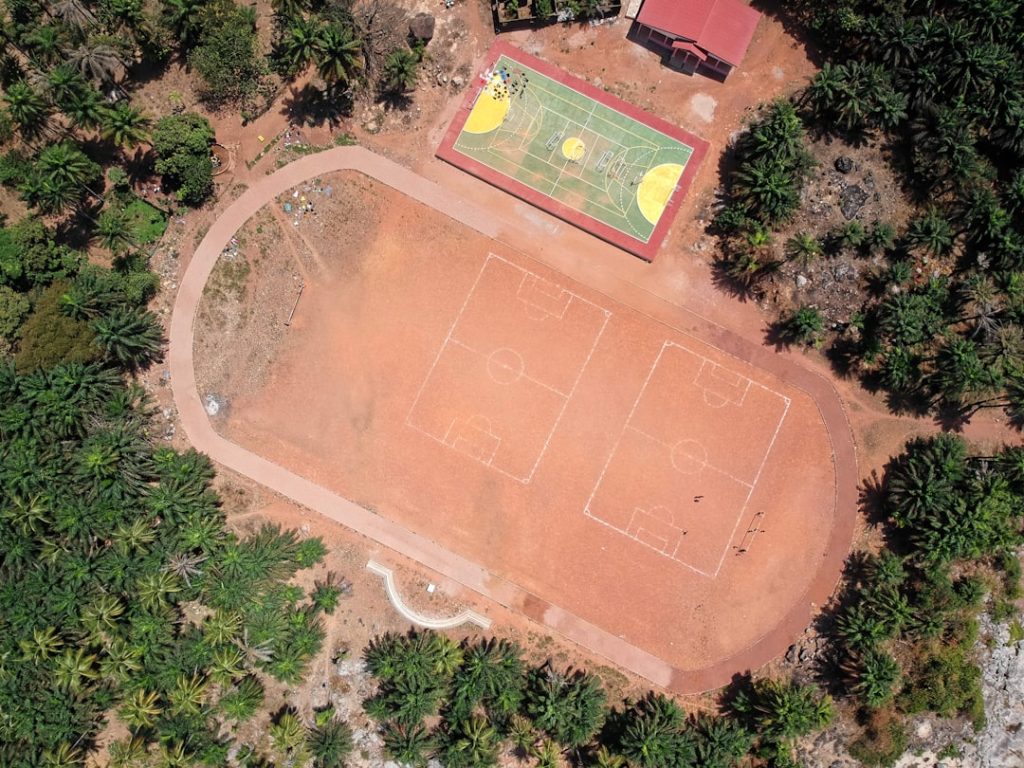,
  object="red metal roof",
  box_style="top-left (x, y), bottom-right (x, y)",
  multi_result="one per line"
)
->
top-left (637, 0), bottom-right (761, 67)
top-left (671, 40), bottom-right (707, 60)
